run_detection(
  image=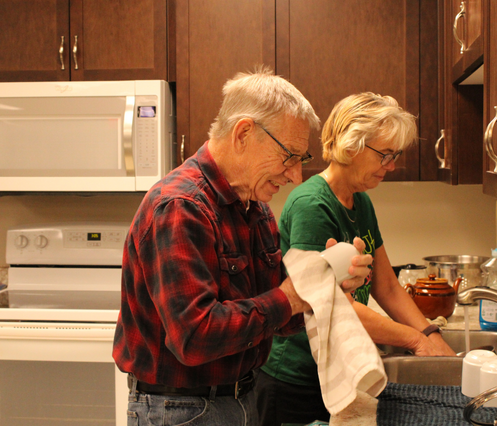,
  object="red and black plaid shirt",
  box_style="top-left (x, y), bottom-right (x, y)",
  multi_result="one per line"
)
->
top-left (113, 142), bottom-right (303, 388)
